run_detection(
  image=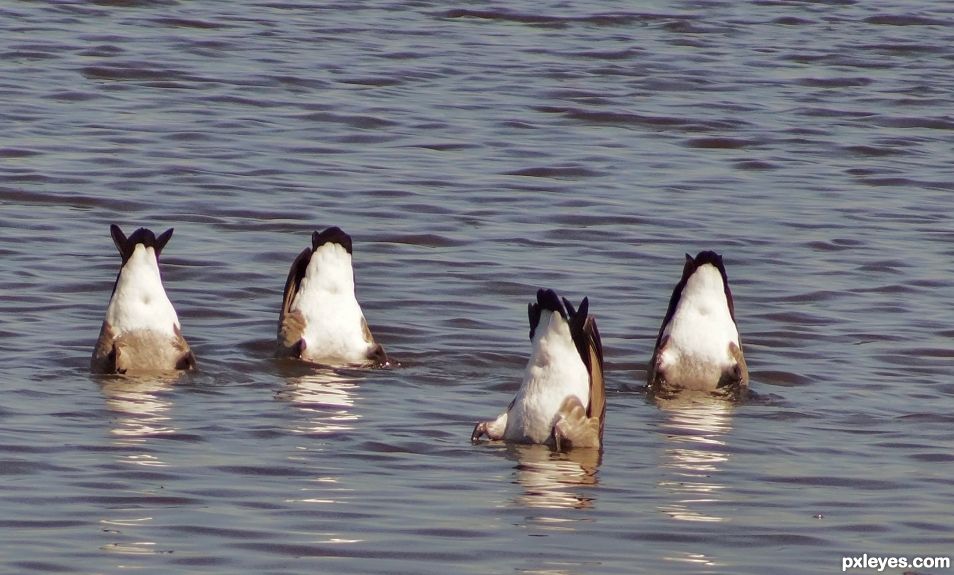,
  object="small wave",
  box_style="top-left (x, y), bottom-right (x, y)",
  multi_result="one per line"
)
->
top-left (864, 14), bottom-right (951, 26)
top-left (503, 165), bottom-right (604, 178)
